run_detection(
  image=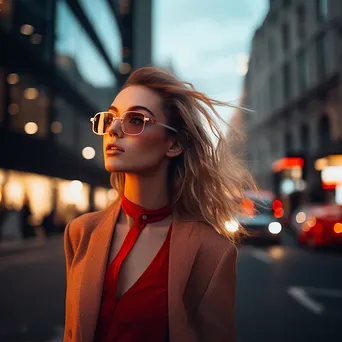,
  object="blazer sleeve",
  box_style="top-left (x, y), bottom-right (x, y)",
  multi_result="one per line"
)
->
top-left (64, 222), bottom-right (74, 282)
top-left (197, 244), bottom-right (238, 342)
